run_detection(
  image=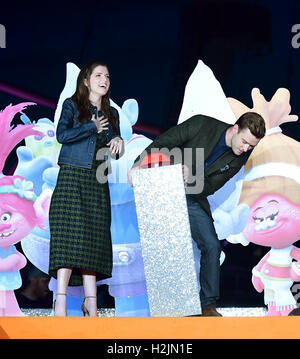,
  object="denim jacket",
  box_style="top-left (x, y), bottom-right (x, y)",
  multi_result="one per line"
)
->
top-left (57, 98), bottom-right (121, 169)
